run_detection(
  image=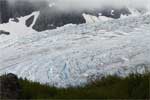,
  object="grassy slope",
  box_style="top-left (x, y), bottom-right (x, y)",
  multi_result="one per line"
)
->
top-left (19, 73), bottom-right (150, 99)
